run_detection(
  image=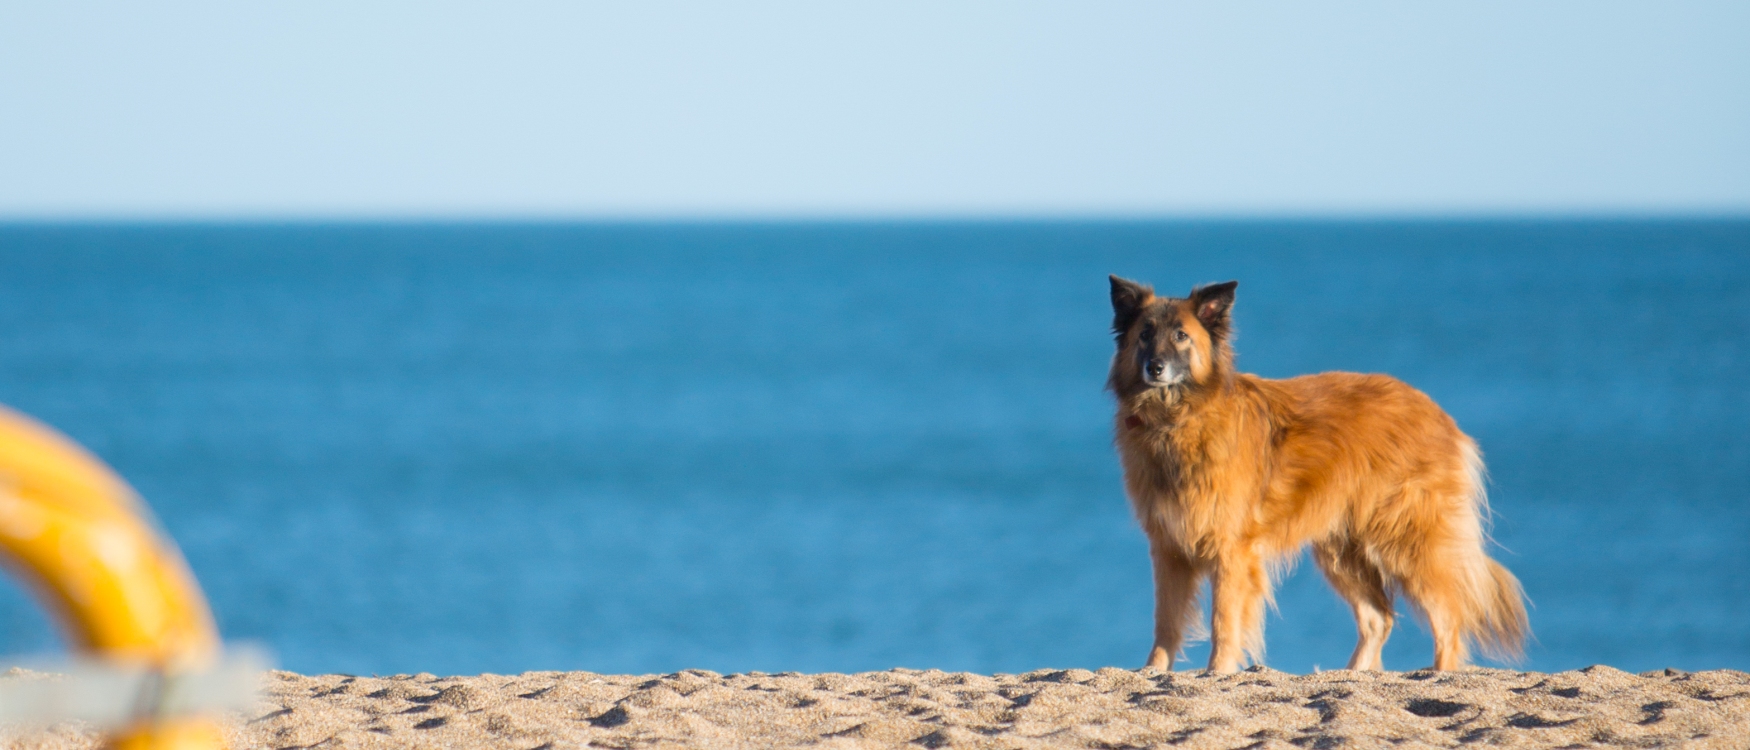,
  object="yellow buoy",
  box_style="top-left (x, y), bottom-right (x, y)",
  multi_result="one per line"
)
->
top-left (0, 405), bottom-right (223, 750)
